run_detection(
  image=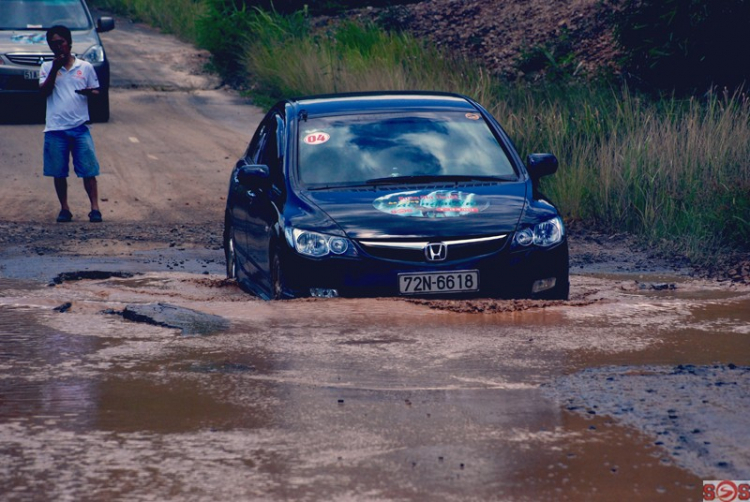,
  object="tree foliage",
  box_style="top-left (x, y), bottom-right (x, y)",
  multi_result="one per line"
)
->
top-left (612, 0), bottom-right (750, 94)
